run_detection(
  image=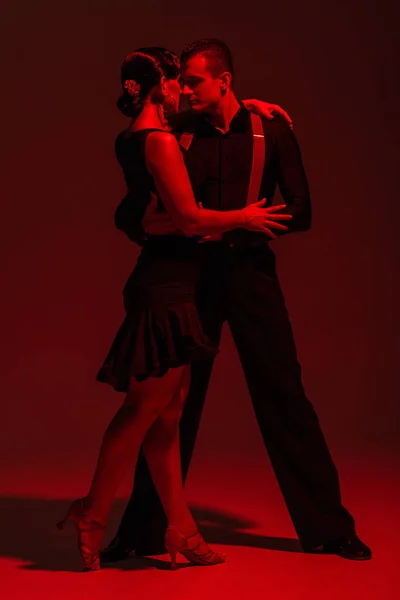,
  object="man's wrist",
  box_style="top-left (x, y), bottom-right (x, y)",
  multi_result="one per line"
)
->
top-left (238, 209), bottom-right (248, 228)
